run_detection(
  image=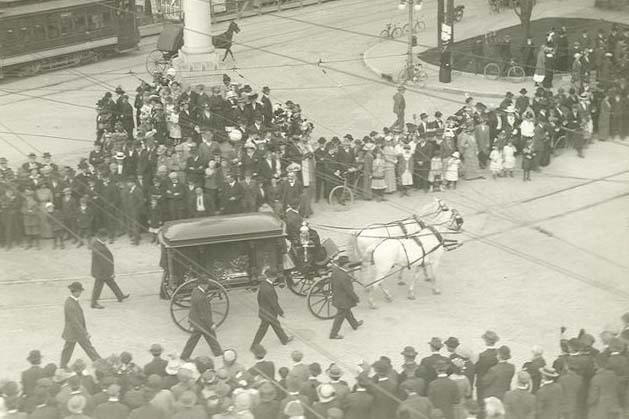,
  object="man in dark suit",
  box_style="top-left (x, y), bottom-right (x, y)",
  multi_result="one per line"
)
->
top-left (420, 337), bottom-right (450, 384)
top-left (21, 350), bottom-right (43, 397)
top-left (187, 186), bottom-right (214, 218)
top-left (180, 275), bottom-right (224, 359)
top-left (397, 379), bottom-right (434, 419)
top-left (329, 256), bottom-right (363, 340)
top-left (248, 344), bottom-right (275, 381)
top-left (280, 171), bottom-right (303, 212)
top-left (261, 86), bottom-right (273, 126)
top-left (90, 229), bottom-right (129, 309)
top-left (220, 173), bottom-right (243, 215)
top-left (481, 345), bottom-right (516, 400)
top-left (60, 282), bottom-right (101, 369)
top-left (121, 178), bottom-right (144, 245)
top-left (535, 367), bottom-right (563, 419)
top-left (476, 330), bottom-right (500, 417)
top-left (251, 268), bottom-right (293, 348)
top-left (92, 383), bottom-right (130, 419)
top-left (342, 374), bottom-right (374, 419)
top-left (428, 360), bottom-right (461, 419)
top-left (143, 344), bottom-right (167, 377)
top-left (504, 371), bottom-right (536, 419)
top-left (371, 359), bottom-right (400, 419)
